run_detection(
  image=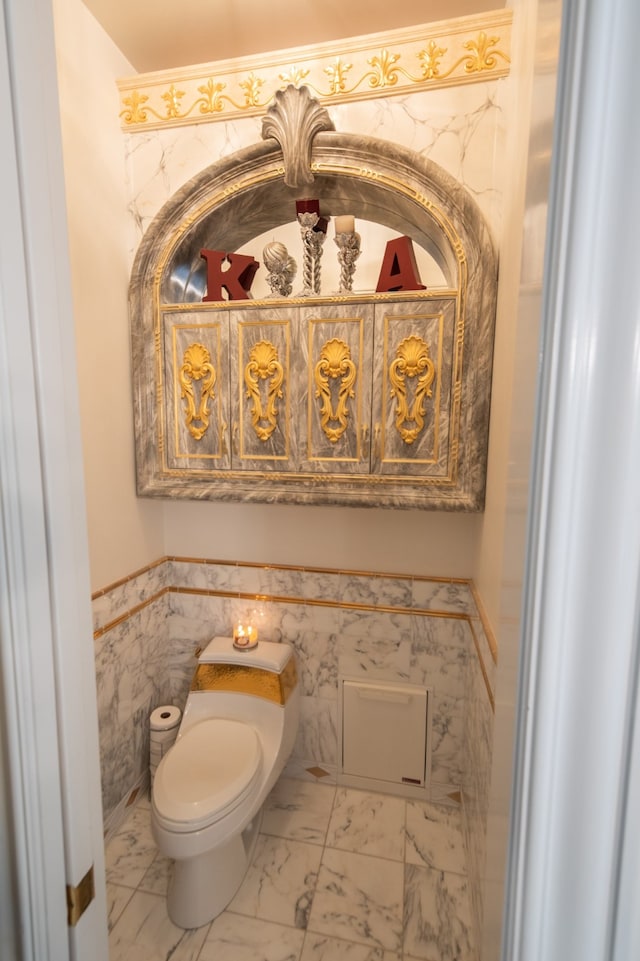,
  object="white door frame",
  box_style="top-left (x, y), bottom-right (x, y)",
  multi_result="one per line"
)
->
top-left (2, 0), bottom-right (640, 959)
top-left (502, 1), bottom-right (640, 959)
top-left (0, 0), bottom-right (108, 958)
